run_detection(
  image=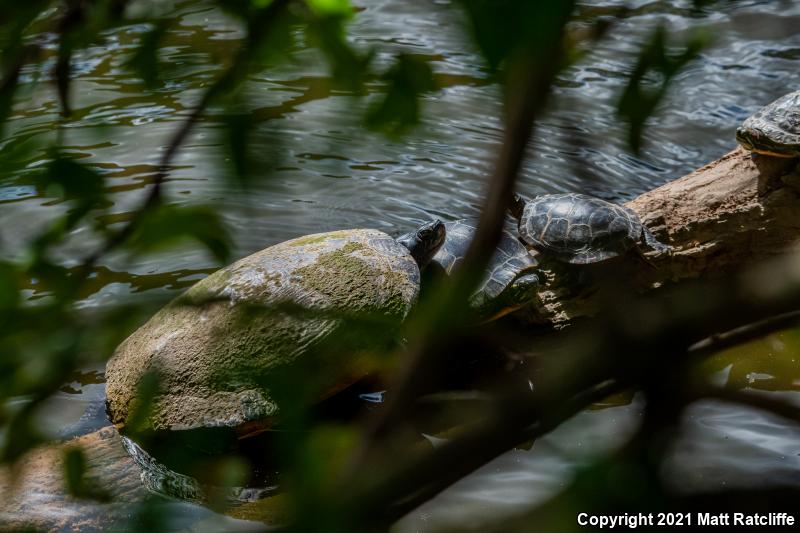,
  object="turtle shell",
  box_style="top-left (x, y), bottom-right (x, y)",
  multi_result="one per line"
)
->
top-left (518, 193), bottom-right (642, 264)
top-left (105, 229), bottom-right (420, 433)
top-left (736, 90), bottom-right (800, 157)
top-left (432, 219), bottom-right (537, 311)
